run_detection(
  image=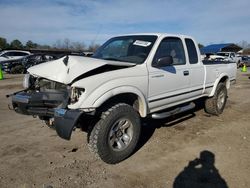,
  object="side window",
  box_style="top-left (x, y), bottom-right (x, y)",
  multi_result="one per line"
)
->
top-left (9, 52), bottom-right (19, 56)
top-left (10, 52), bottom-right (21, 56)
top-left (185, 38), bottom-right (198, 64)
top-left (14, 52), bottom-right (28, 56)
top-left (153, 37), bottom-right (186, 65)
top-left (11, 52), bottom-right (20, 56)
top-left (3, 52), bottom-right (12, 56)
